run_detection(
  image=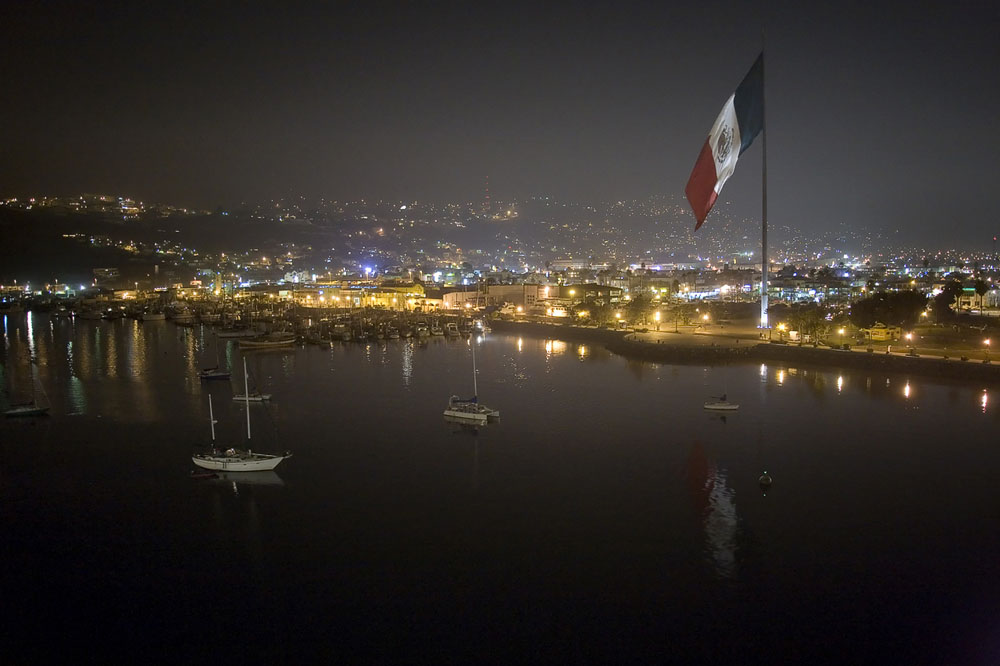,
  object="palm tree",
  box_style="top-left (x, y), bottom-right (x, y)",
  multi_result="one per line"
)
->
top-left (974, 279), bottom-right (989, 311)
